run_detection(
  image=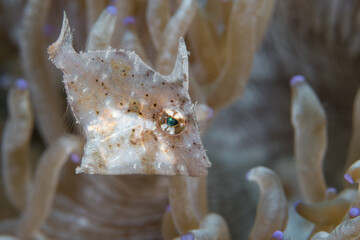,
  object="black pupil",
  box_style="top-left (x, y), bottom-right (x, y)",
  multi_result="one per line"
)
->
top-left (167, 117), bottom-right (178, 127)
